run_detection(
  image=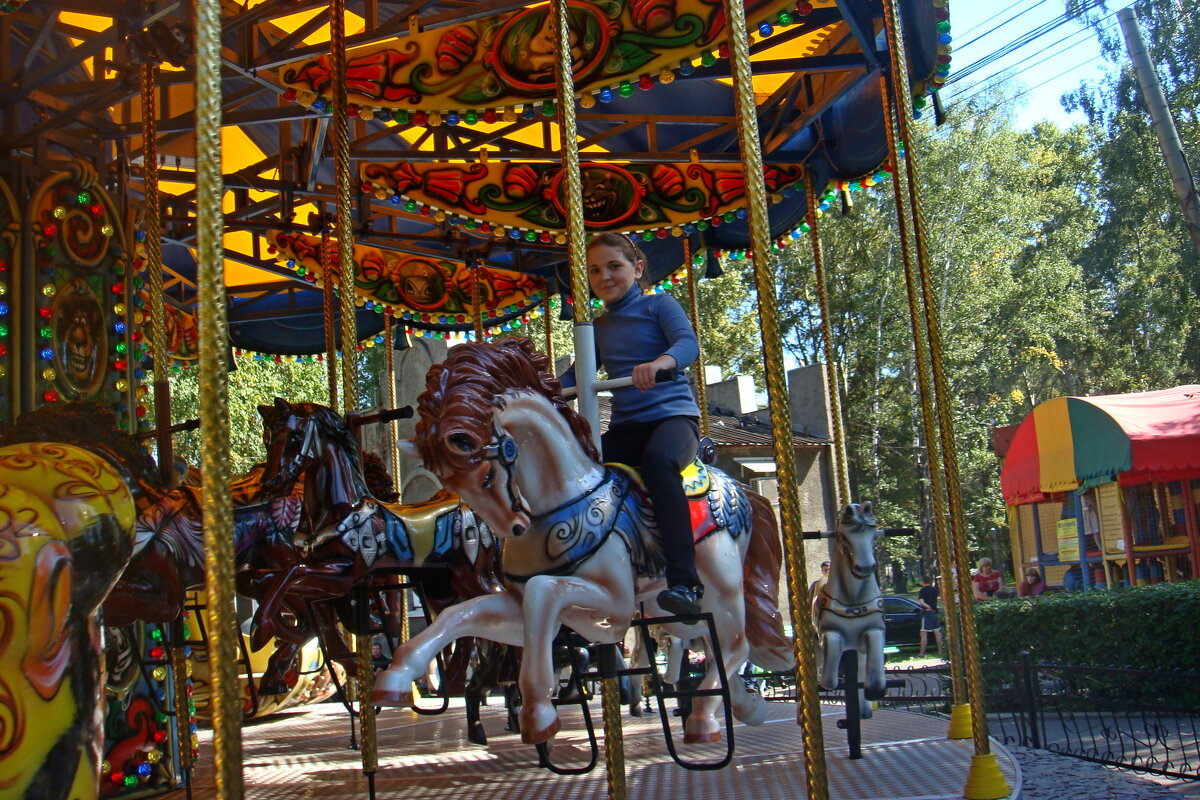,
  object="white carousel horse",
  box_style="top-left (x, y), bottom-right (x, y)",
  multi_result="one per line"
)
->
top-left (374, 338), bottom-right (794, 745)
top-left (812, 502), bottom-right (887, 717)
